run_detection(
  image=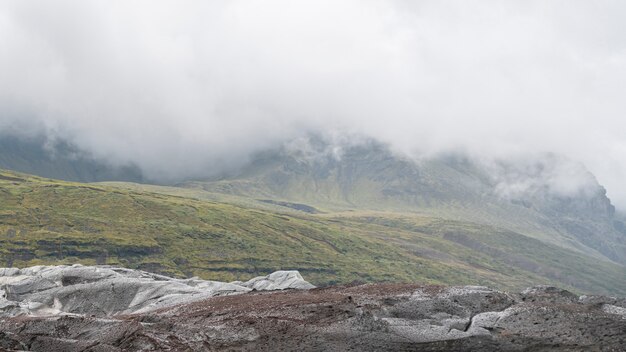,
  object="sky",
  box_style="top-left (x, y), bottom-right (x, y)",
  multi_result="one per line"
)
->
top-left (1, 1), bottom-right (626, 205)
